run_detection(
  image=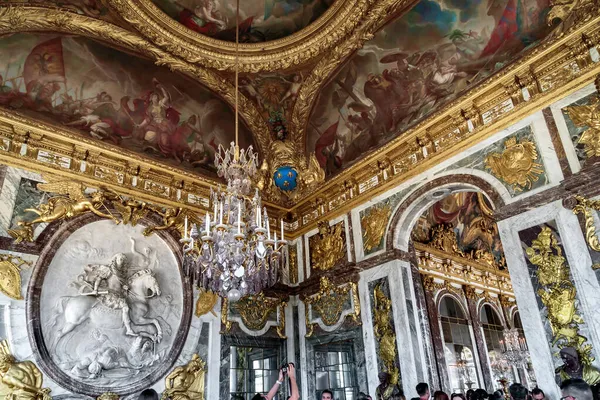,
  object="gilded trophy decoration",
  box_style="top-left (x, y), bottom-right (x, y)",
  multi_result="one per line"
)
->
top-left (484, 137), bottom-right (544, 192)
top-left (525, 227), bottom-right (594, 365)
top-left (373, 283), bottom-right (400, 386)
top-left (195, 290), bottom-right (219, 318)
top-left (565, 95), bottom-right (600, 159)
top-left (0, 254), bottom-right (31, 300)
top-left (161, 354), bottom-right (206, 400)
top-left (310, 222), bottom-right (345, 271)
top-left (572, 195), bottom-right (600, 269)
top-left (362, 204), bottom-right (392, 253)
top-left (0, 340), bottom-right (52, 400)
top-left (303, 277), bottom-right (360, 337)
